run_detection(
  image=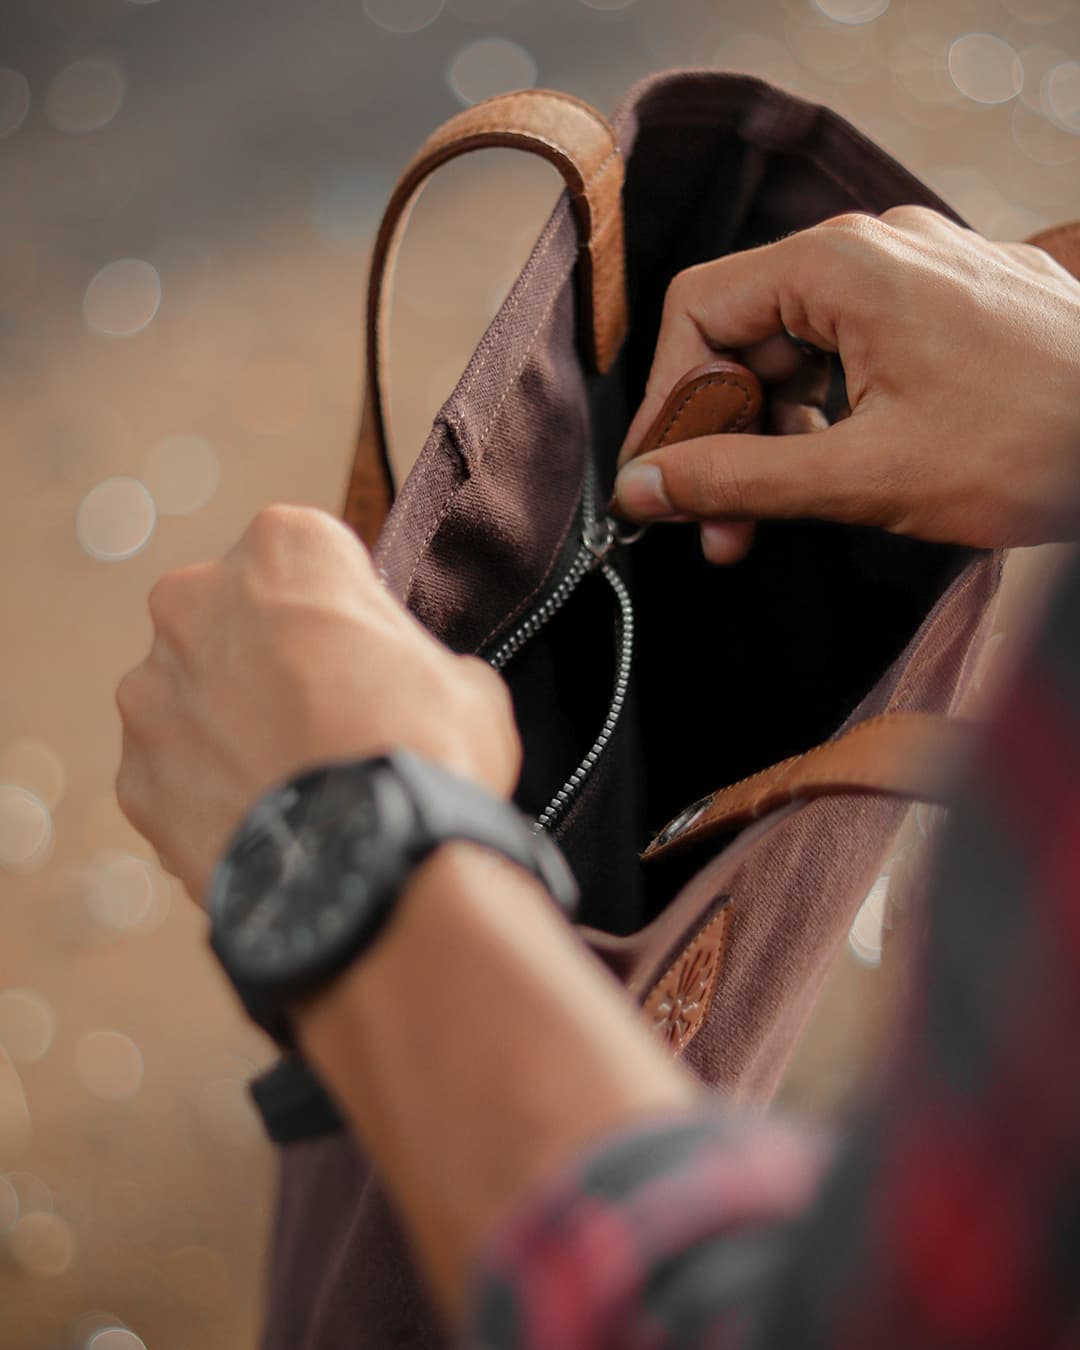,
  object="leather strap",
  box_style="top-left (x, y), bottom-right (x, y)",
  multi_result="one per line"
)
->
top-left (643, 711), bottom-right (977, 861)
top-left (345, 89), bottom-right (628, 547)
